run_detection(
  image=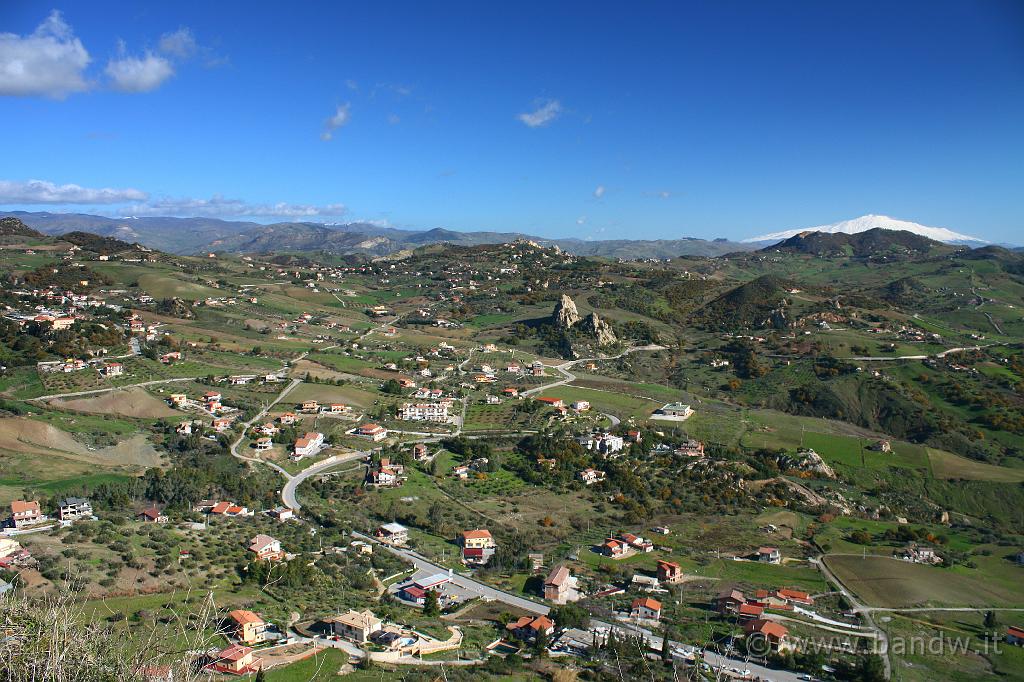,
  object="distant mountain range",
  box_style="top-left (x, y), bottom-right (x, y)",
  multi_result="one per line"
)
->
top-left (759, 227), bottom-right (957, 258)
top-left (2, 210), bottom-right (1008, 259)
top-left (745, 214), bottom-right (986, 245)
top-left (0, 210), bottom-right (754, 259)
